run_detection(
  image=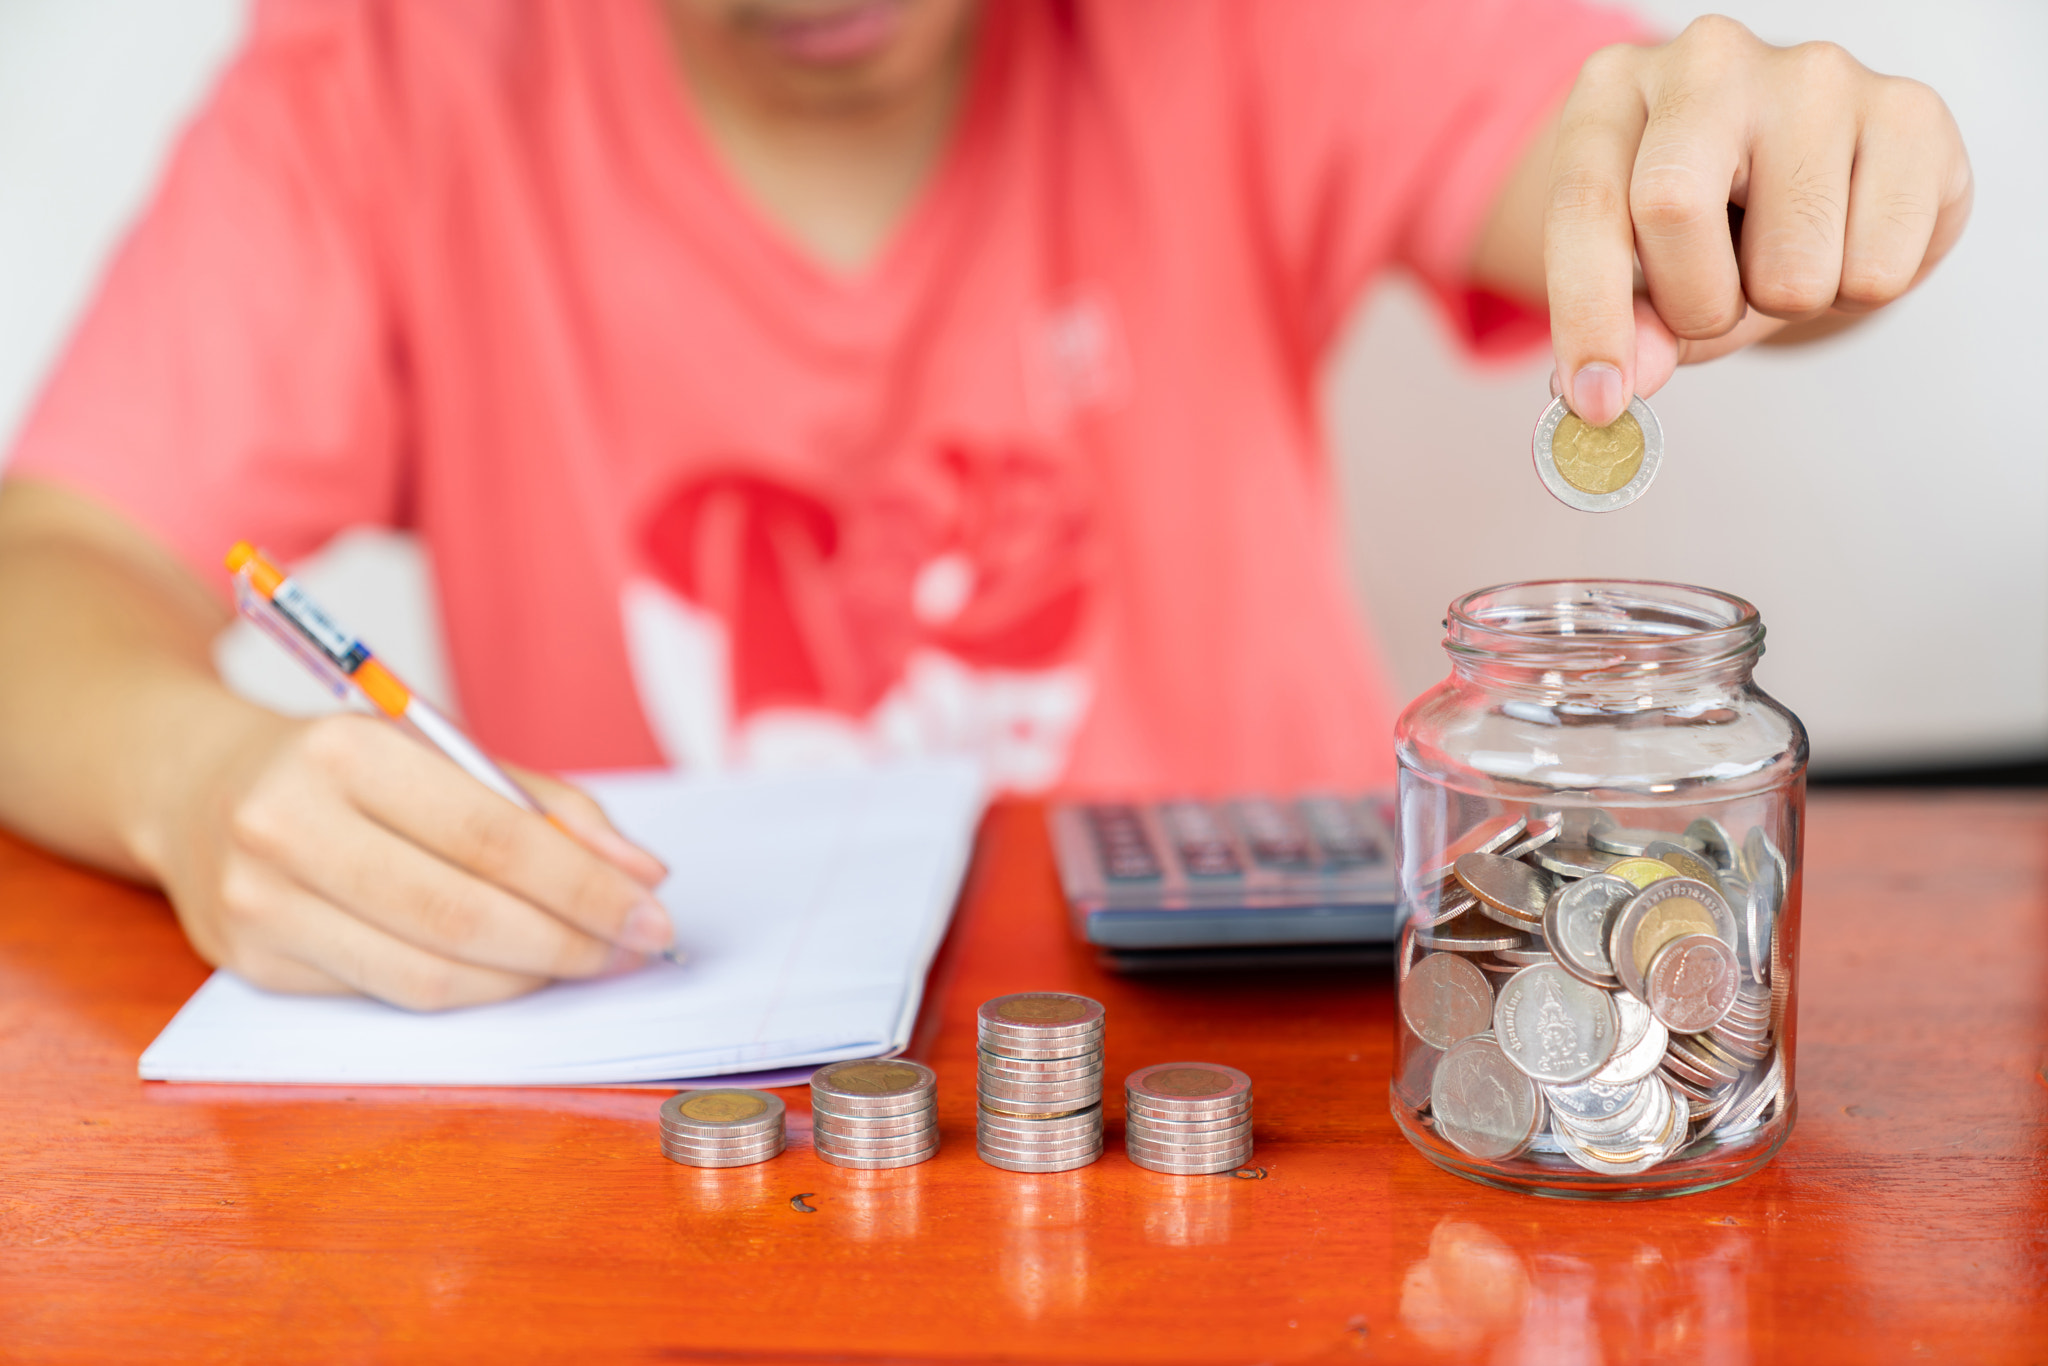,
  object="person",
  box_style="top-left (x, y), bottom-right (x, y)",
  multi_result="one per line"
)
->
top-left (0, 0), bottom-right (1969, 1010)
